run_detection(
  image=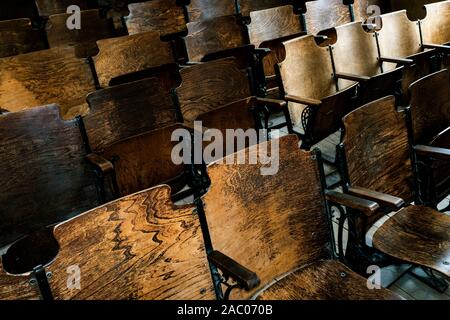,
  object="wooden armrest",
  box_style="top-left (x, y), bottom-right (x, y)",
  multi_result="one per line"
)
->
top-left (255, 97), bottom-right (287, 110)
top-left (325, 190), bottom-right (380, 216)
top-left (347, 186), bottom-right (405, 211)
top-left (208, 251), bottom-right (260, 291)
top-left (422, 43), bottom-right (450, 51)
top-left (379, 56), bottom-right (414, 65)
top-left (86, 154), bottom-right (114, 174)
top-left (414, 144), bottom-right (450, 161)
top-left (285, 94), bottom-right (321, 106)
top-left (335, 72), bottom-right (371, 82)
